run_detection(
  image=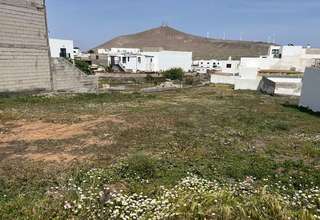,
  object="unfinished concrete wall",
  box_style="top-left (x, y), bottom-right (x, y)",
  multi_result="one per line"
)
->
top-left (51, 58), bottom-right (98, 93)
top-left (0, 0), bottom-right (52, 92)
